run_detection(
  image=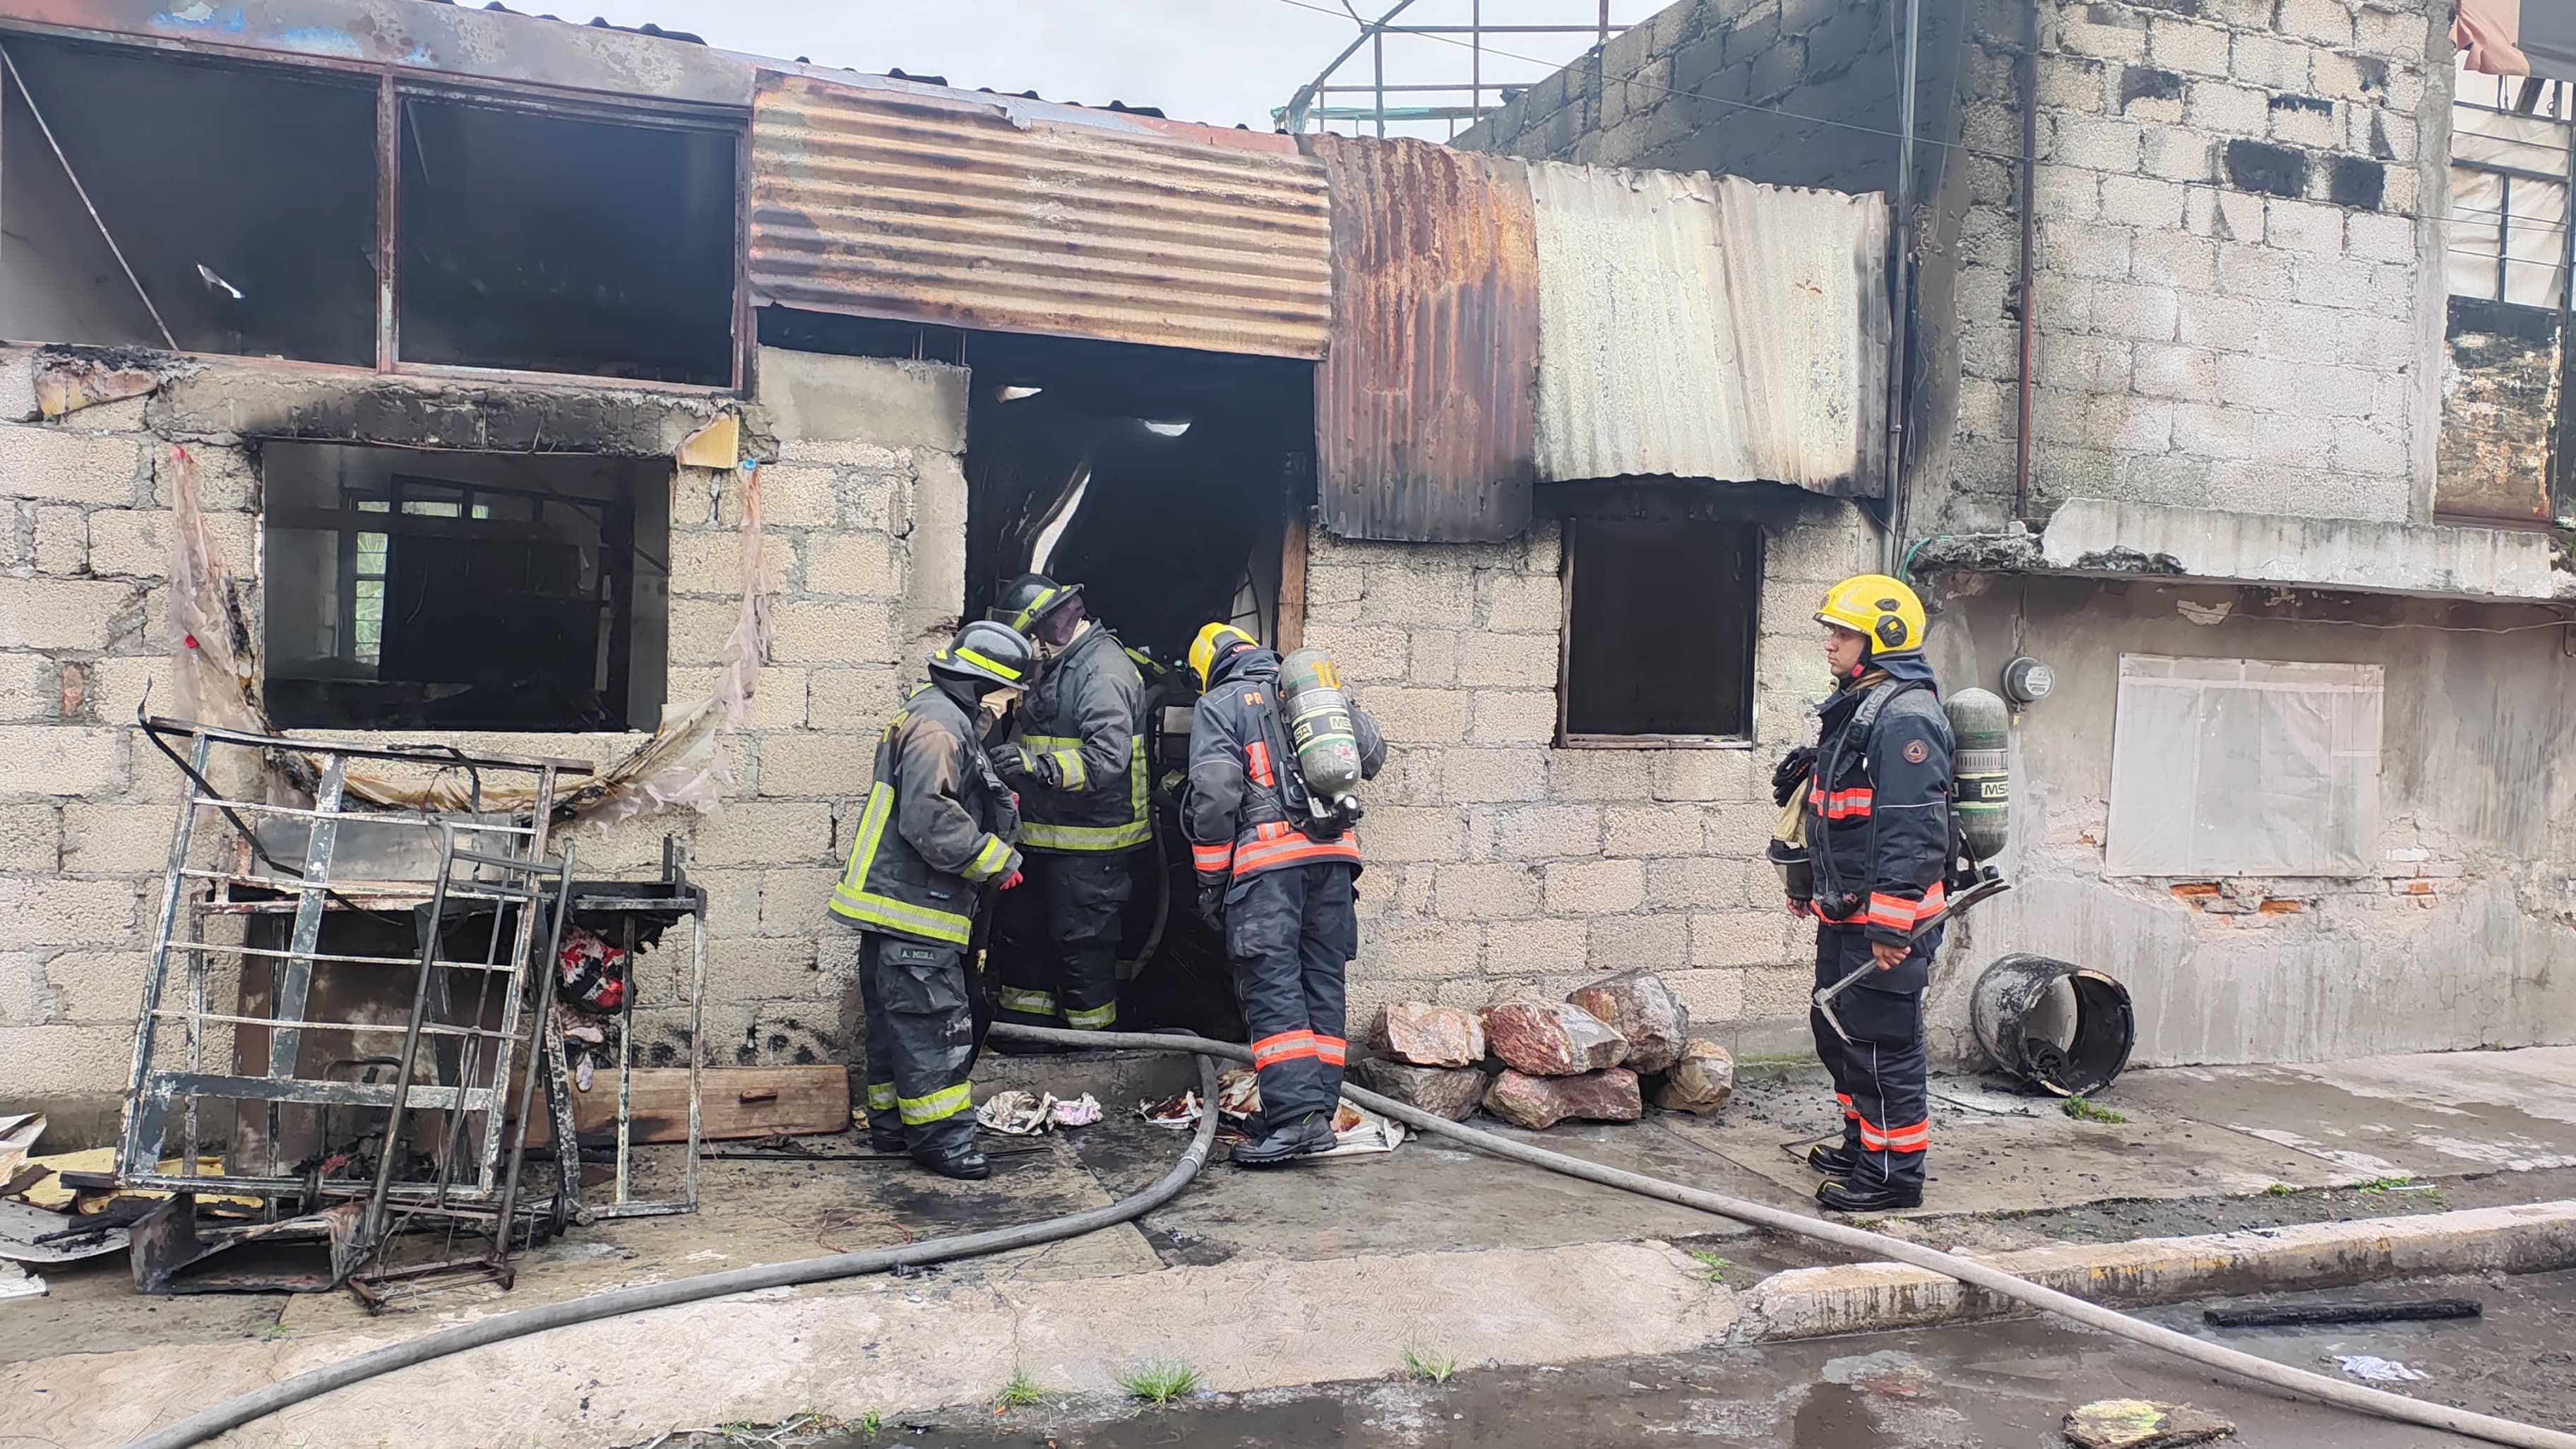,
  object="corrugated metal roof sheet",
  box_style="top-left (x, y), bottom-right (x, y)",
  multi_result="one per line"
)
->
top-left (1526, 161), bottom-right (1890, 496)
top-left (749, 71), bottom-right (1335, 359)
top-left (1310, 136), bottom-right (1539, 543)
